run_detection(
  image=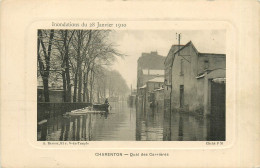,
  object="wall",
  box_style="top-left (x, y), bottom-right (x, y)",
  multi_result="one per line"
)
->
top-left (137, 52), bottom-right (165, 91)
top-left (197, 54), bottom-right (226, 74)
top-left (146, 82), bottom-right (163, 92)
top-left (171, 43), bottom-right (198, 112)
top-left (170, 43), bottom-right (226, 114)
top-left (195, 77), bottom-right (205, 114)
top-left (38, 89), bottom-right (64, 102)
top-left (154, 89), bottom-right (164, 109)
top-left (142, 75), bottom-right (163, 88)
